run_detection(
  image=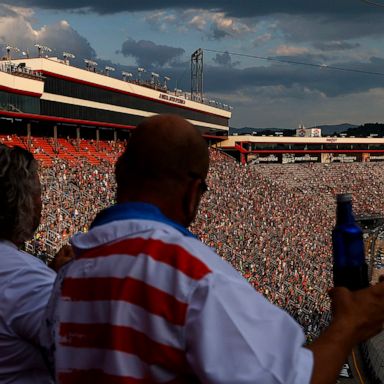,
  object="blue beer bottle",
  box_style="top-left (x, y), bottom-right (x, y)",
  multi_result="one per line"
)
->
top-left (332, 193), bottom-right (369, 291)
